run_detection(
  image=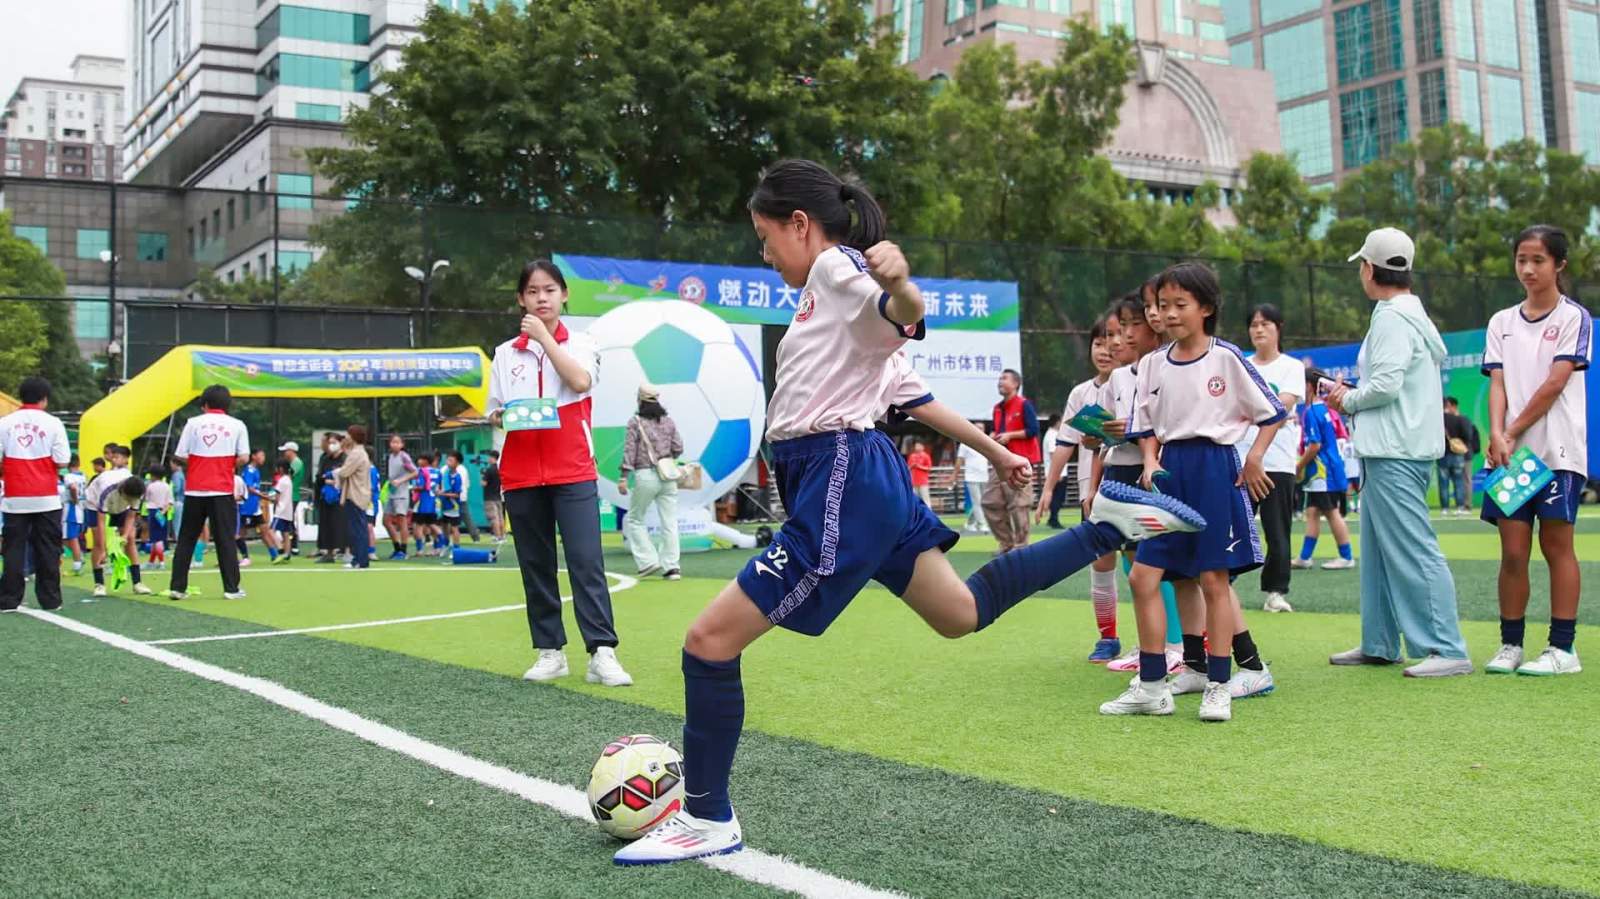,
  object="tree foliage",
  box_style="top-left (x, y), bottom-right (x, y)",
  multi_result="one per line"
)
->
top-left (0, 211), bottom-right (100, 407)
